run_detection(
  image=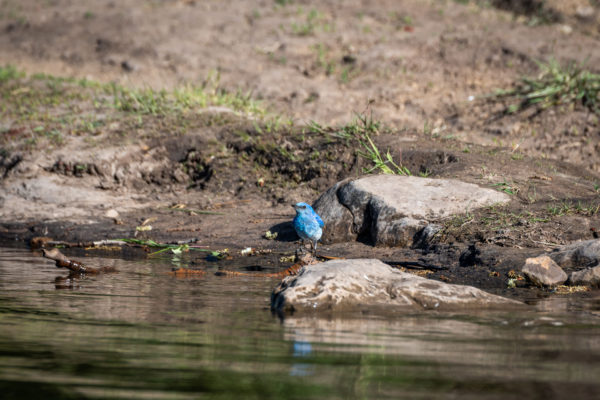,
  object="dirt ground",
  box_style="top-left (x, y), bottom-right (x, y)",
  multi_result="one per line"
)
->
top-left (1, 0), bottom-right (600, 298)
top-left (2, 0), bottom-right (599, 168)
